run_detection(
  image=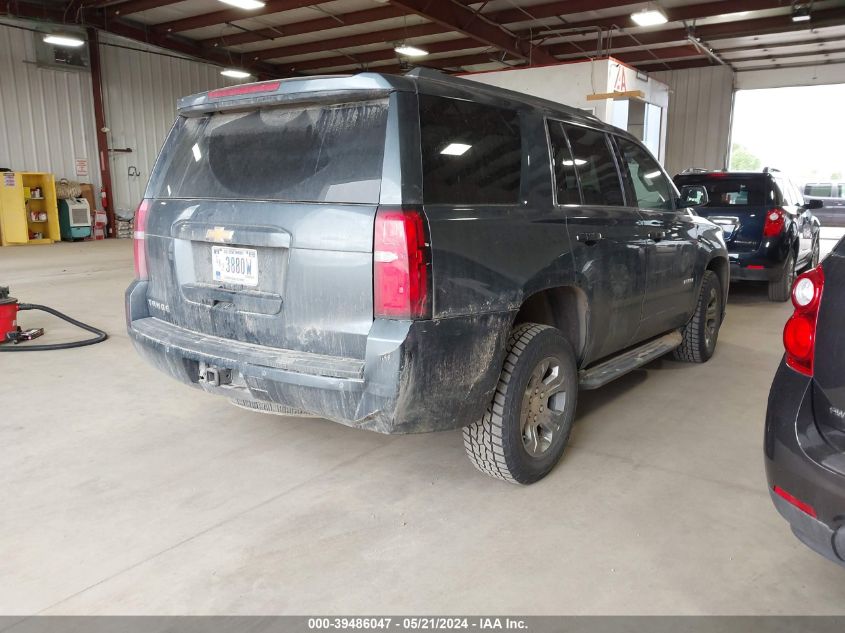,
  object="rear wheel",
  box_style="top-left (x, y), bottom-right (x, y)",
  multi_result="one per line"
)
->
top-left (673, 270), bottom-right (722, 363)
top-left (768, 251), bottom-right (795, 302)
top-left (463, 323), bottom-right (577, 485)
top-left (811, 236), bottom-right (820, 268)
